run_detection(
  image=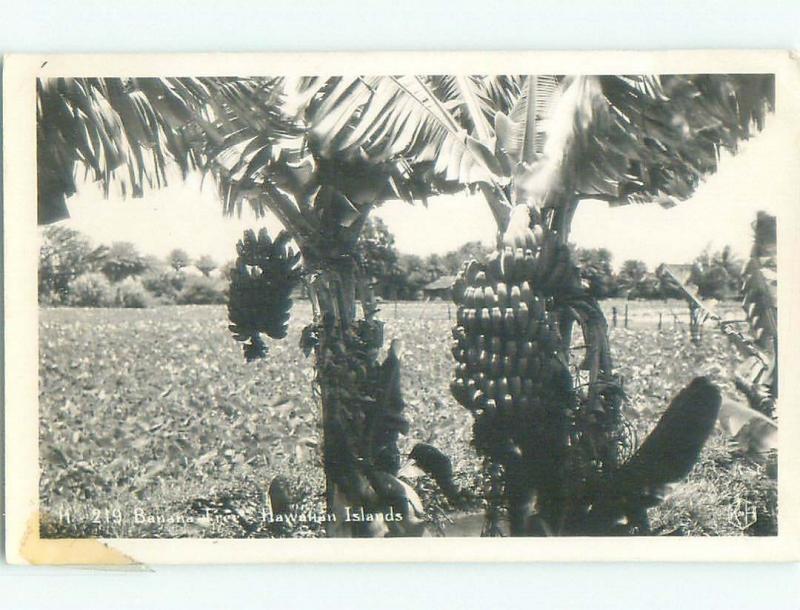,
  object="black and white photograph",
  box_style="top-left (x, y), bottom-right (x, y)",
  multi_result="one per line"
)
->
top-left (4, 51), bottom-right (799, 564)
